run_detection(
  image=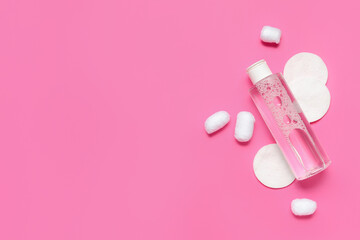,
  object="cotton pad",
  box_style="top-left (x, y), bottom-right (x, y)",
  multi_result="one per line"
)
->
top-left (287, 76), bottom-right (331, 122)
top-left (253, 144), bottom-right (295, 189)
top-left (284, 52), bottom-right (328, 85)
top-left (204, 111), bottom-right (230, 134)
top-left (291, 198), bottom-right (317, 216)
top-left (260, 26), bottom-right (282, 44)
top-left (234, 111), bottom-right (255, 142)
